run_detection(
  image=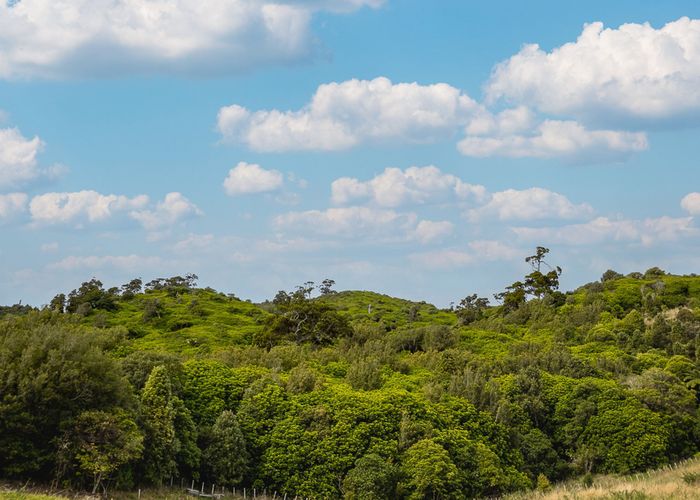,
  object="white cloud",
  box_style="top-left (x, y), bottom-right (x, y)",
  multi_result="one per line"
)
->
top-left (173, 233), bottom-right (216, 253)
top-left (412, 220), bottom-right (454, 244)
top-left (48, 254), bottom-right (162, 271)
top-left (0, 128), bottom-right (43, 188)
top-left (0, 0), bottom-right (383, 79)
top-left (486, 17), bottom-right (700, 126)
top-left (29, 190), bottom-right (148, 225)
top-left (274, 206), bottom-right (417, 236)
top-left (223, 161), bottom-right (284, 195)
top-left (0, 192), bottom-right (28, 218)
top-left (410, 240), bottom-right (520, 269)
top-left (275, 205), bottom-right (455, 245)
top-left (217, 77), bottom-right (478, 151)
top-left (468, 187), bottom-right (594, 221)
top-left (512, 216), bottom-right (696, 246)
top-left (458, 115), bottom-right (647, 161)
top-left (331, 165), bottom-right (486, 207)
top-left (130, 192), bottom-right (202, 230)
top-left (681, 192), bottom-right (700, 215)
